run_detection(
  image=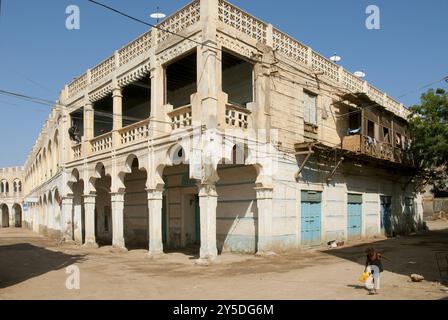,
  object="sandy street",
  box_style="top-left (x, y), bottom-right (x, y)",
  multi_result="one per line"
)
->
top-left (1, 221), bottom-right (447, 300)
